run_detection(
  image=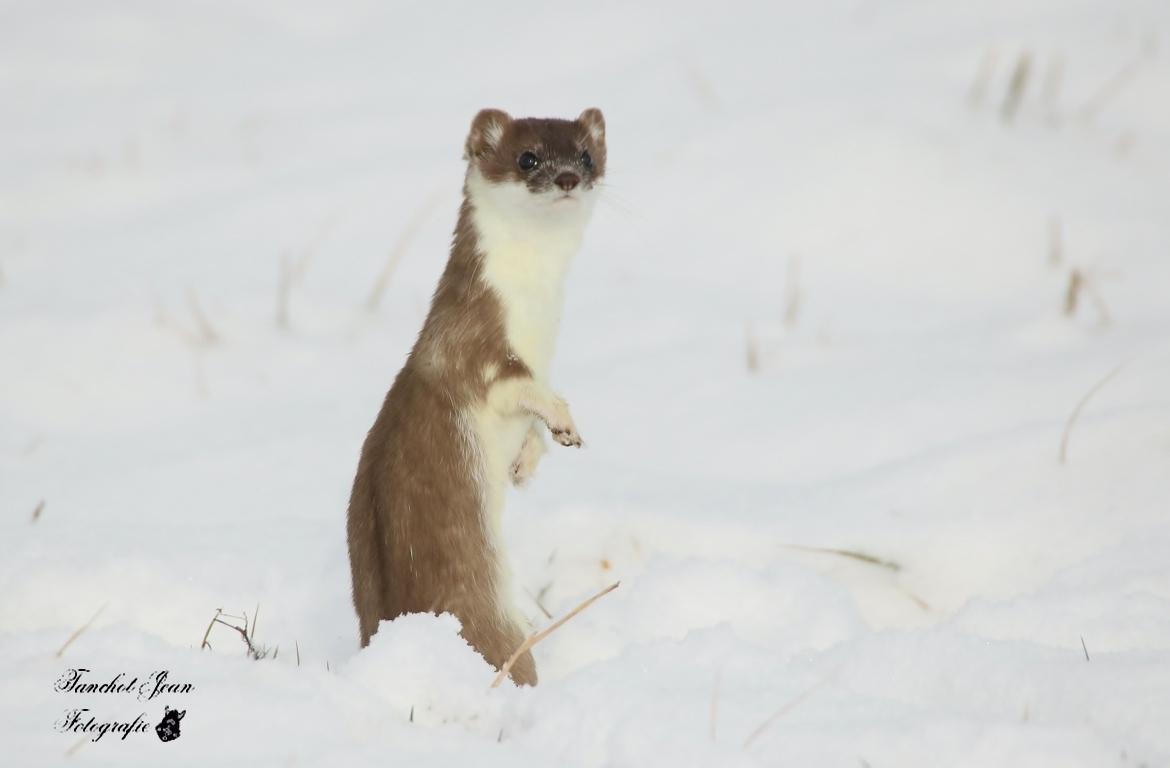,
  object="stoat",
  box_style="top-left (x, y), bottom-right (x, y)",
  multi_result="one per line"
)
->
top-left (347, 108), bottom-right (606, 686)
